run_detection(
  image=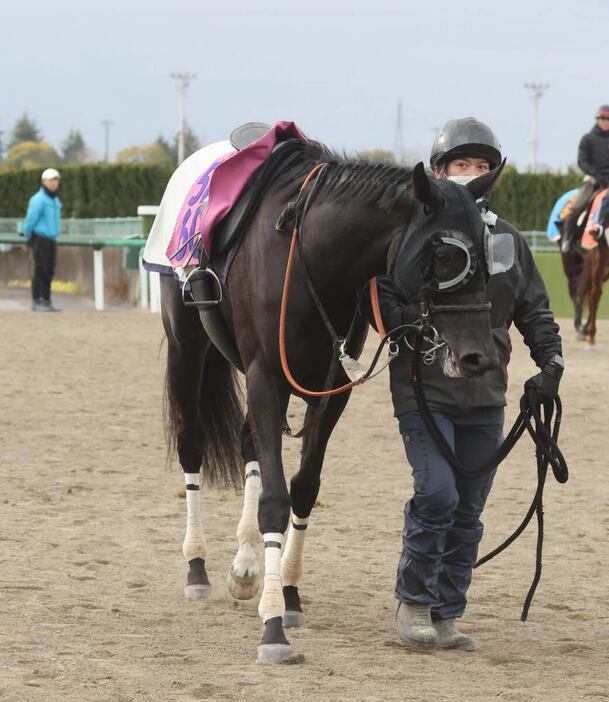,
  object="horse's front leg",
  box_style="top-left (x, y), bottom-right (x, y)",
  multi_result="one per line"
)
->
top-left (282, 393), bottom-right (350, 629)
top-left (575, 269), bottom-right (590, 341)
top-left (246, 362), bottom-right (294, 663)
top-left (227, 419), bottom-right (261, 600)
